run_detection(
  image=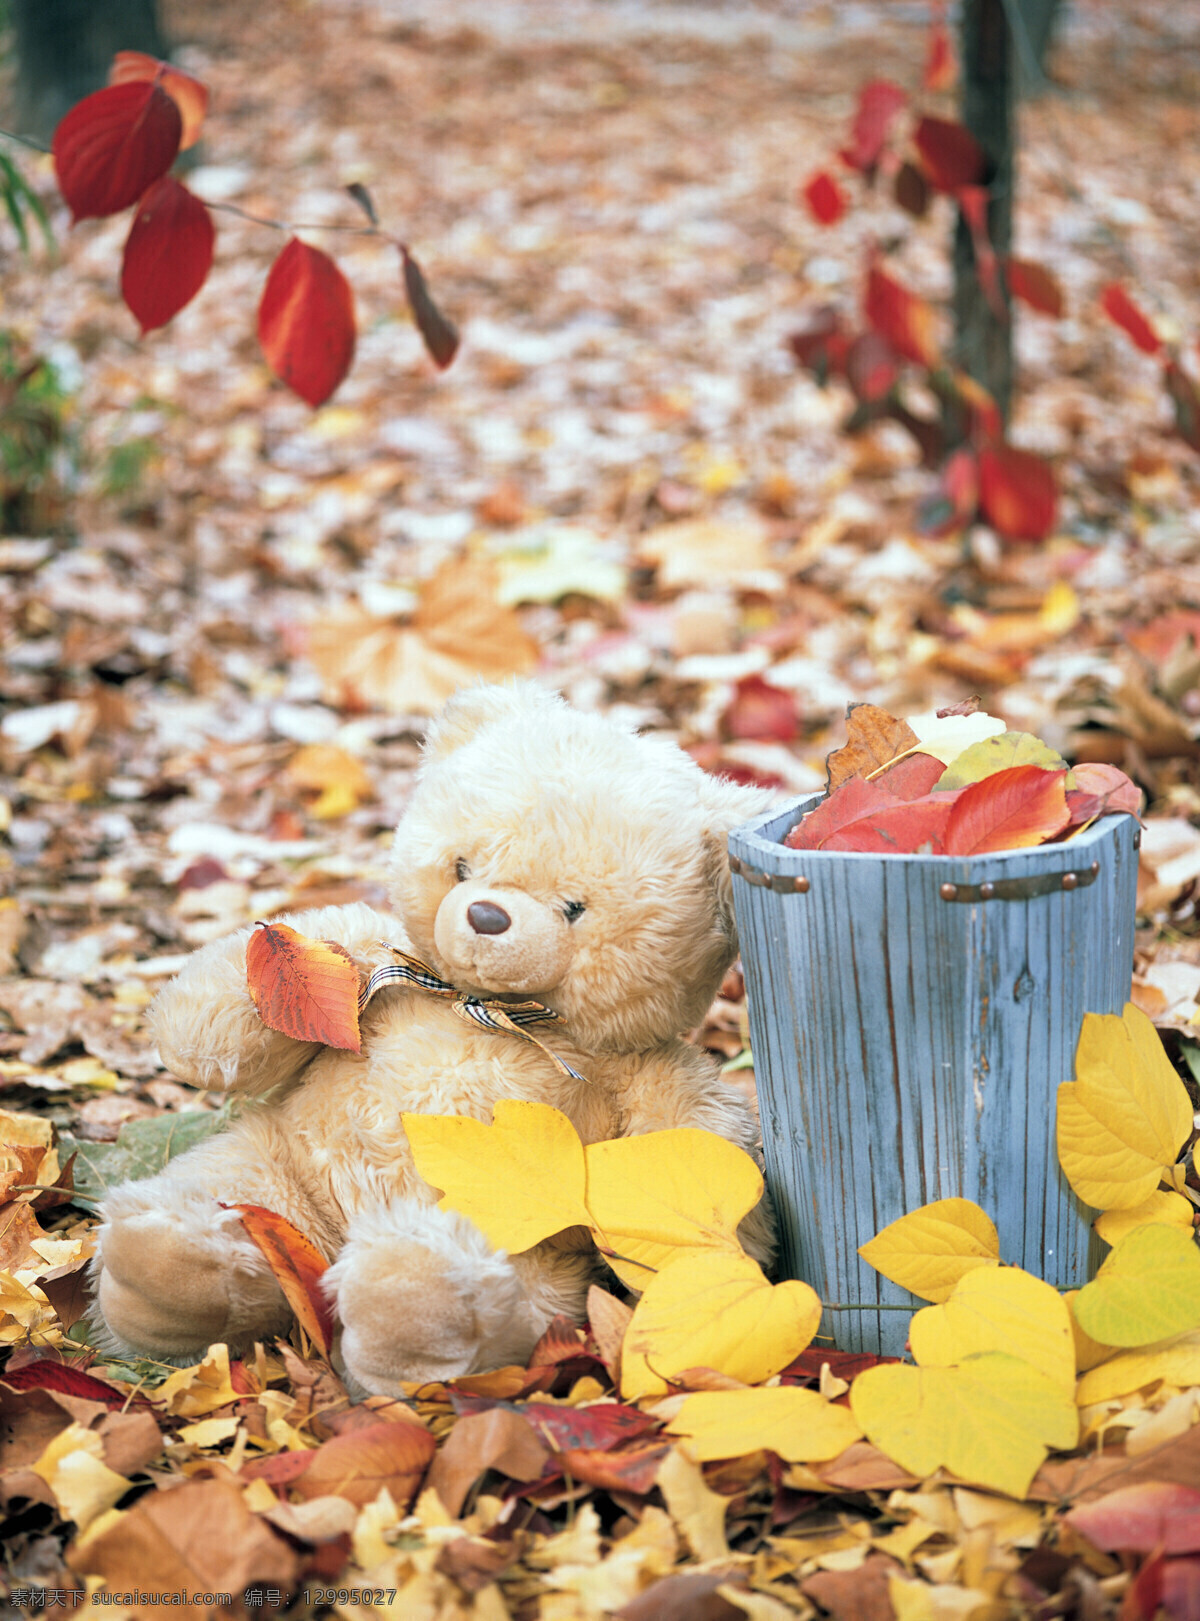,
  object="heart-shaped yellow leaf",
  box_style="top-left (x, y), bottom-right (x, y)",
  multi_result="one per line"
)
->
top-left (850, 1352), bottom-right (1078, 1499)
top-left (584, 1129), bottom-right (763, 1289)
top-left (909, 1266), bottom-right (1075, 1392)
top-left (858, 1198), bottom-right (1000, 1303)
top-left (934, 731), bottom-right (1067, 791)
top-left (620, 1252), bottom-right (821, 1400)
top-left (1095, 1190), bottom-right (1195, 1248)
top-left (1057, 1004), bottom-right (1193, 1210)
top-left (1072, 1223), bottom-right (1200, 1348)
top-left (403, 1100), bottom-right (590, 1254)
top-left (1075, 1326), bottom-right (1200, 1405)
top-left (666, 1386), bottom-right (862, 1463)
